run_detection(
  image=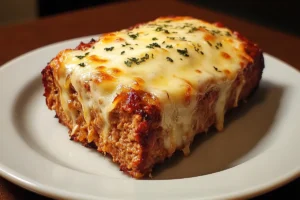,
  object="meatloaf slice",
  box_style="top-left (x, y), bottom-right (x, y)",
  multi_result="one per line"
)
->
top-left (42, 16), bottom-right (264, 178)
